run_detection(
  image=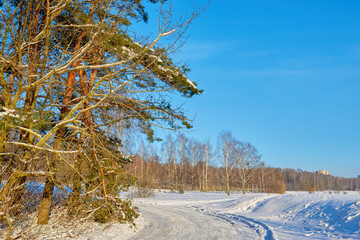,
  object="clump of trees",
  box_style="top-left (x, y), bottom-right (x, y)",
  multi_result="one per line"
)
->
top-left (0, 0), bottom-right (203, 238)
top-left (283, 168), bottom-right (360, 192)
top-left (126, 132), bottom-right (287, 195)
